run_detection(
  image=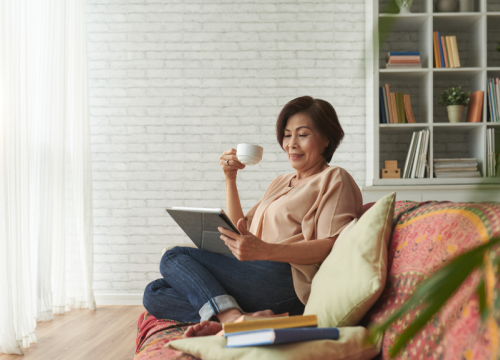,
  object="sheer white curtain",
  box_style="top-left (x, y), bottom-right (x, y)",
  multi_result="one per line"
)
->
top-left (0, 0), bottom-right (95, 355)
